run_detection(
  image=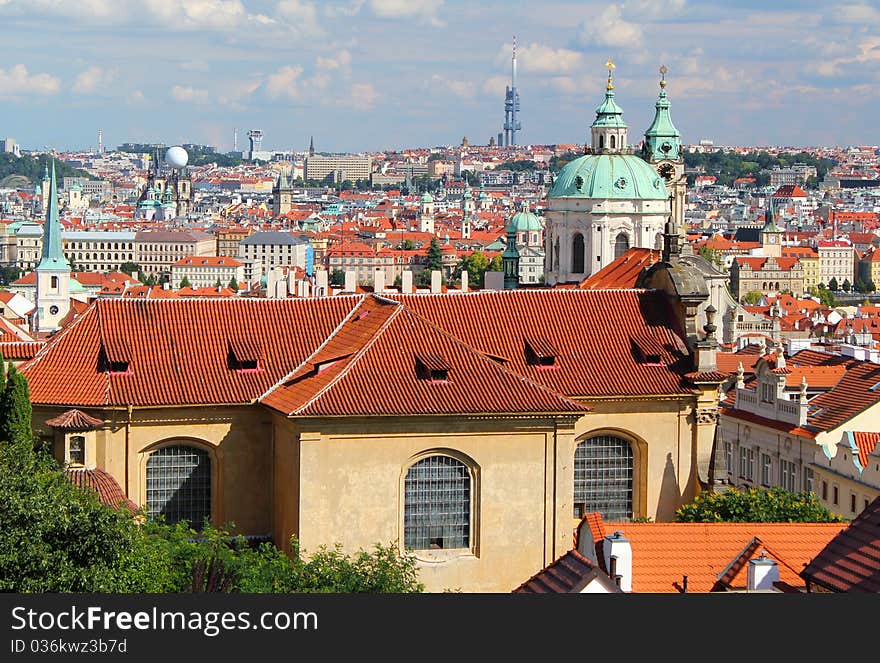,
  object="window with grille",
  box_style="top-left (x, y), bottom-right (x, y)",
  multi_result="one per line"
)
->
top-left (146, 445), bottom-right (211, 528)
top-left (573, 435), bottom-right (633, 521)
top-left (404, 455), bottom-right (470, 551)
top-left (68, 435), bottom-right (85, 466)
